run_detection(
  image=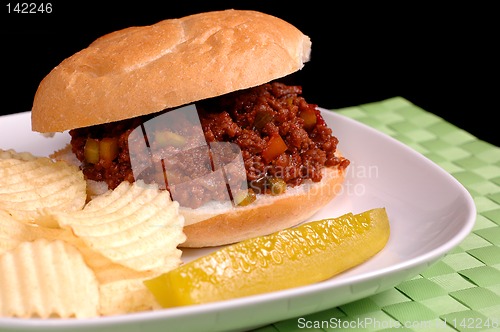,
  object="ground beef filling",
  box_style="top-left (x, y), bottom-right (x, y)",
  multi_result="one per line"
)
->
top-left (69, 82), bottom-right (350, 208)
